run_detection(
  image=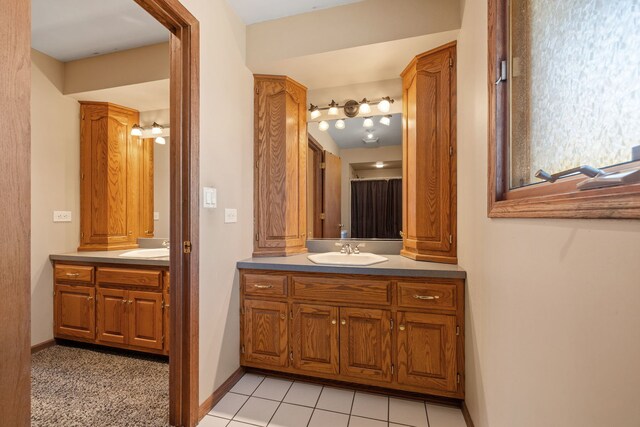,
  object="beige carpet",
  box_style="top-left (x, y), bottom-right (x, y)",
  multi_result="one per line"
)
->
top-left (31, 344), bottom-right (169, 426)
